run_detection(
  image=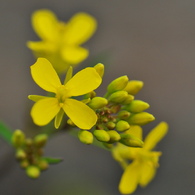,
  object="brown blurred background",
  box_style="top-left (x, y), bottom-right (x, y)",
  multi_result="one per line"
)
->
top-left (0, 0), bottom-right (195, 194)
